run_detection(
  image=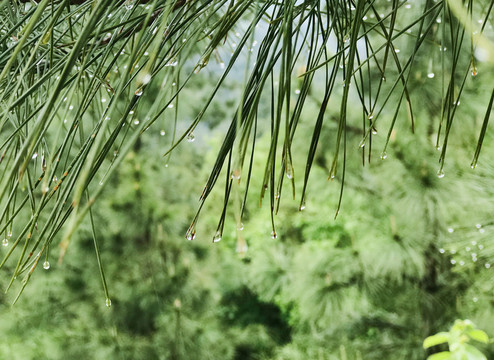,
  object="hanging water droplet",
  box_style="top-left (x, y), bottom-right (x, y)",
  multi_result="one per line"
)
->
top-left (106, 298), bottom-right (112, 307)
top-left (286, 164), bottom-right (293, 179)
top-left (271, 231), bottom-right (277, 239)
top-left (186, 133), bottom-right (195, 142)
top-left (437, 169), bottom-right (445, 178)
top-left (359, 139), bottom-right (365, 148)
top-left (380, 151), bottom-right (387, 160)
top-left (213, 231), bottom-right (222, 243)
top-left (237, 223), bottom-right (244, 231)
top-left (299, 202), bottom-right (306, 211)
top-left (2, 238), bottom-right (8, 247)
top-left (439, 248), bottom-right (445, 253)
top-left (43, 261), bottom-right (50, 270)
top-left (135, 88), bottom-right (143, 96)
top-left (160, 130), bottom-right (166, 136)
top-left (274, 192), bottom-right (280, 200)
top-left (472, 67), bottom-right (478, 76)
top-left (427, 73), bottom-right (435, 78)
top-left (186, 229), bottom-right (196, 241)
top-left (485, 263), bottom-right (491, 269)
top-left (450, 259), bottom-right (456, 265)
top-left (371, 127), bottom-right (378, 135)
